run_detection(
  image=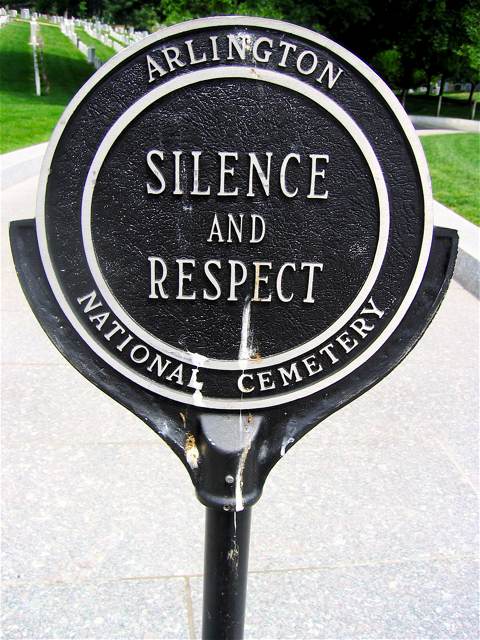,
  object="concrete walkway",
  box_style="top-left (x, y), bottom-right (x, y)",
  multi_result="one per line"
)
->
top-left (0, 142), bottom-right (48, 190)
top-left (1, 156), bottom-right (478, 639)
